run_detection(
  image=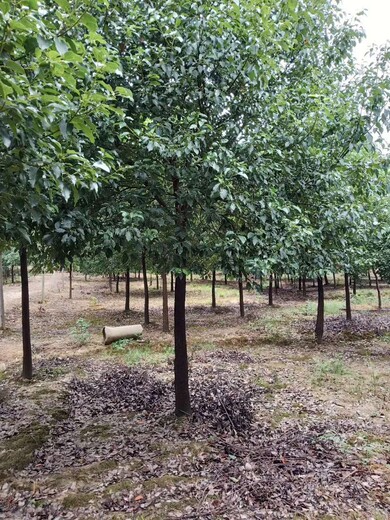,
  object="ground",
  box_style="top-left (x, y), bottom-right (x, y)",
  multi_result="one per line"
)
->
top-left (0, 273), bottom-right (389, 519)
